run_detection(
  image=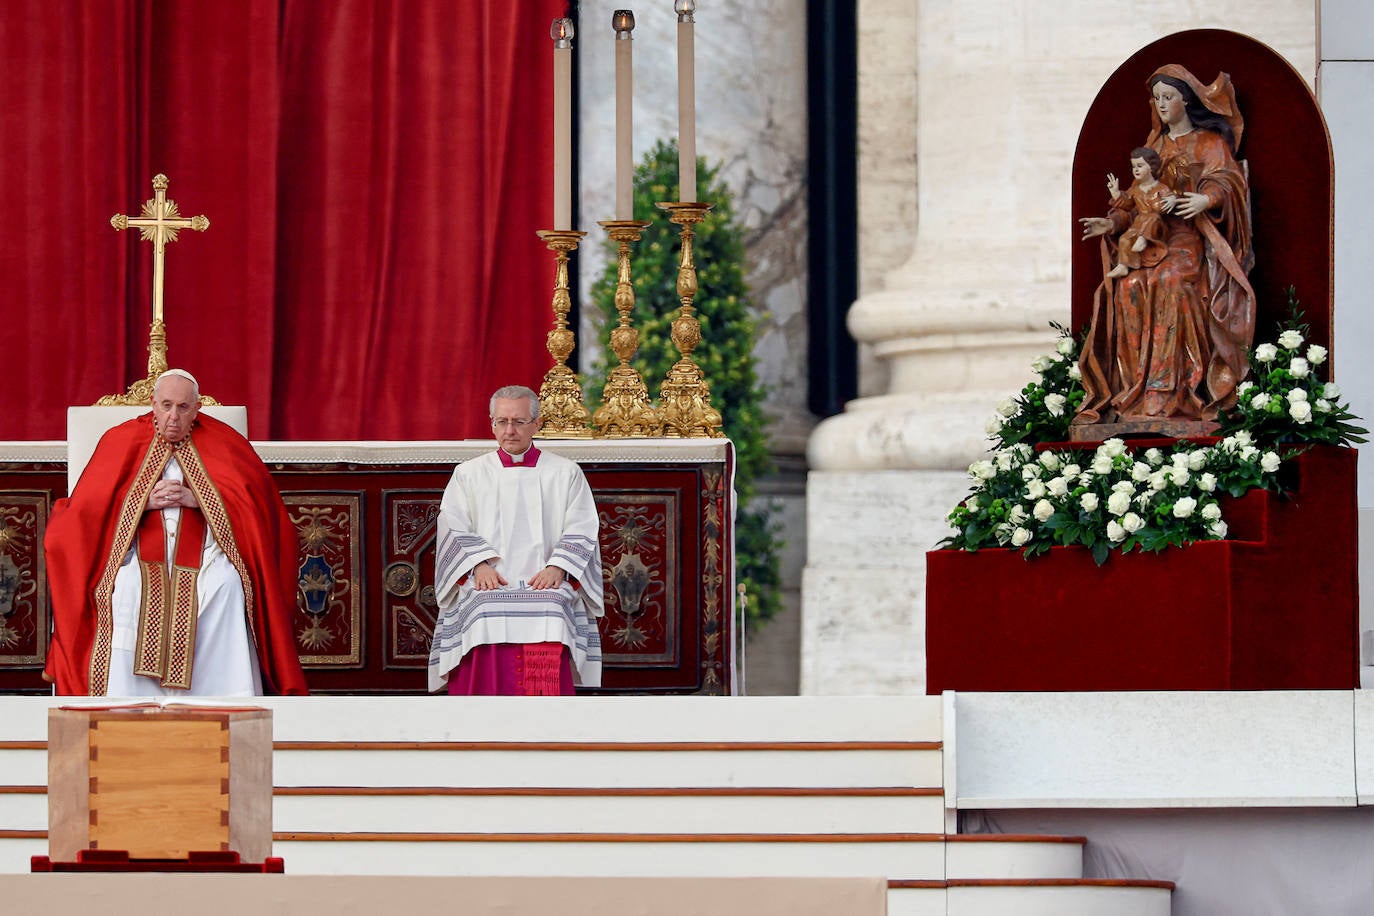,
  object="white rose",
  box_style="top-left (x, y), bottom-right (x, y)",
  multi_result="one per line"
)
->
top-left (1107, 520), bottom-right (1127, 542)
top-left (985, 416), bottom-right (1004, 436)
top-left (1278, 329), bottom-right (1304, 350)
top-left (1187, 450), bottom-right (1208, 471)
top-left (998, 397), bottom-right (1018, 417)
top-left (1171, 452), bottom-right (1190, 469)
top-left (1033, 499), bottom-right (1055, 522)
top-left (1061, 463), bottom-right (1082, 480)
top-left (1011, 527), bottom-right (1033, 547)
top-left (965, 495), bottom-right (981, 510)
top-left (1080, 492), bottom-right (1100, 512)
top-left (1012, 443), bottom-right (1035, 461)
top-left (1122, 512), bottom-right (1145, 534)
top-left (1044, 393), bottom-right (1067, 417)
top-left (1237, 381), bottom-right (1255, 395)
top-left (1047, 477), bottom-right (1069, 497)
top-left (1308, 344), bottom-right (1328, 365)
top-left (1170, 466), bottom-right (1191, 487)
top-left (1289, 401), bottom-right (1313, 424)
top-left (1232, 430), bottom-right (1254, 447)
top-left (1057, 337), bottom-right (1076, 356)
top-left (1026, 478), bottom-right (1047, 499)
top-left (1031, 355), bottom-right (1055, 373)
top-left (1209, 519), bottom-right (1229, 539)
top-left (1173, 497), bottom-right (1197, 519)
top-left (1316, 399), bottom-right (1332, 413)
top-left (1286, 388), bottom-right (1308, 403)
top-left (996, 451), bottom-right (1015, 471)
top-left (1201, 502), bottom-right (1222, 521)
top-left (1254, 343), bottom-right (1278, 363)
top-left (1149, 472), bottom-right (1170, 492)
top-left (1102, 438), bottom-right (1127, 458)
top-left (1039, 451), bottom-right (1062, 472)
top-left (1261, 451), bottom-right (1281, 473)
top-left (1198, 472), bottom-right (1217, 493)
top-left (1022, 464), bottom-right (1042, 481)
top-left (1107, 490), bottom-right (1132, 516)
top-left (1068, 364), bottom-right (1082, 380)
top-left (969, 460), bottom-right (997, 480)
top-left (1145, 448), bottom-right (1164, 466)
top-left (1323, 382), bottom-right (1342, 400)
top-left (1135, 492), bottom-right (1152, 509)
top-left (1240, 445), bottom-right (1260, 462)
top-left (1112, 479), bottom-right (1135, 493)
top-left (1251, 393), bottom-right (1271, 409)
top-left (1009, 505), bottom-right (1029, 525)
top-left (1131, 462), bottom-right (1152, 482)
top-left (1091, 455), bottom-right (1113, 474)
top-left (1078, 471), bottom-right (1095, 488)
top-left (1289, 357), bottom-right (1310, 379)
